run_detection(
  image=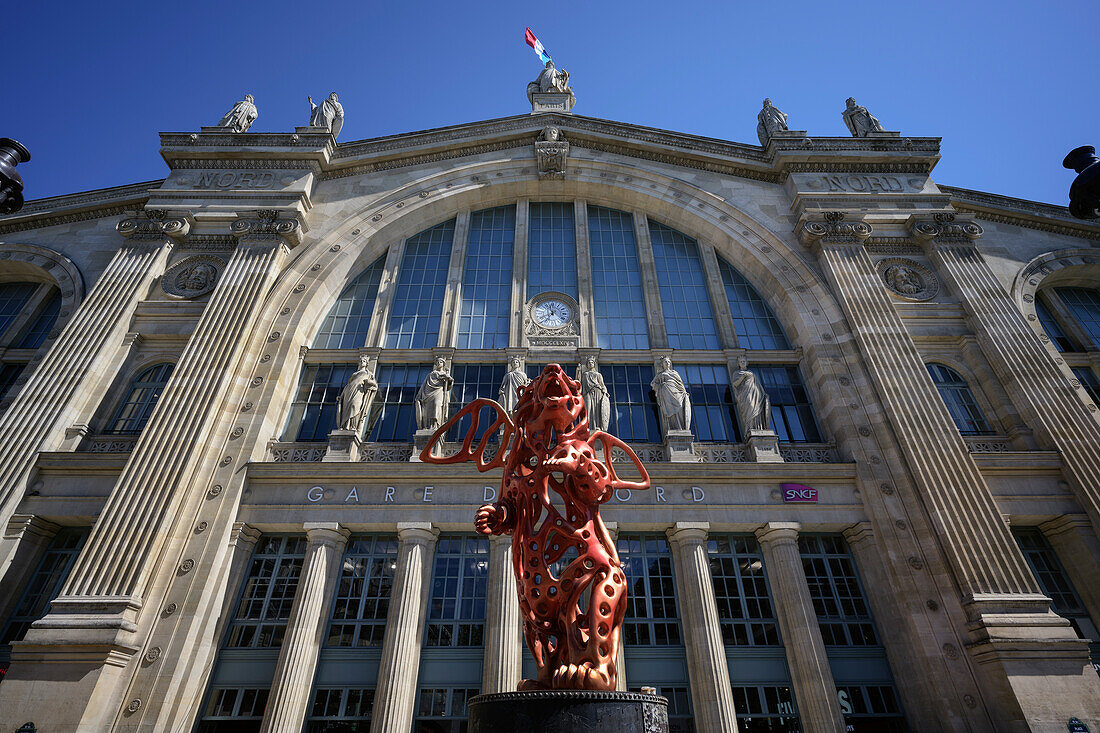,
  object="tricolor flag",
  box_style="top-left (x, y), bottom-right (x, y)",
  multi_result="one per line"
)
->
top-left (525, 27), bottom-right (552, 66)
